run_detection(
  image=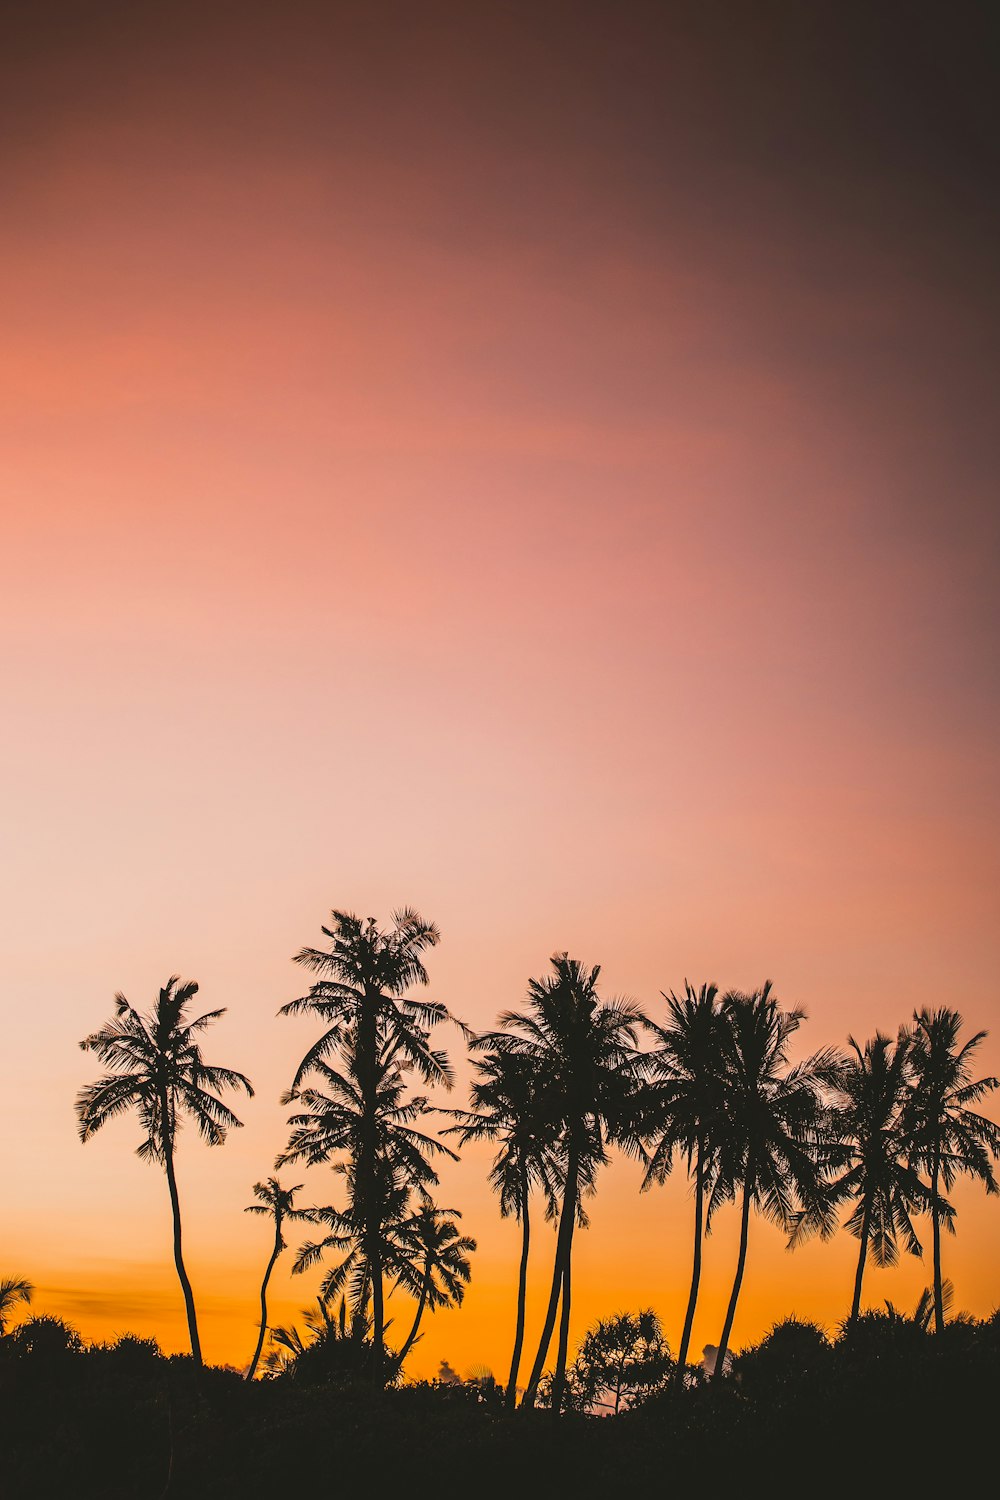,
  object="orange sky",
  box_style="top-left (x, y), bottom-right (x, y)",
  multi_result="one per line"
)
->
top-left (2, 2), bottom-right (998, 1377)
